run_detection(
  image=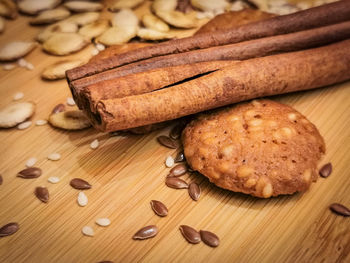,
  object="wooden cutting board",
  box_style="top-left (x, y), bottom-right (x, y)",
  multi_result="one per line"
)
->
top-left (0, 2), bottom-right (349, 263)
